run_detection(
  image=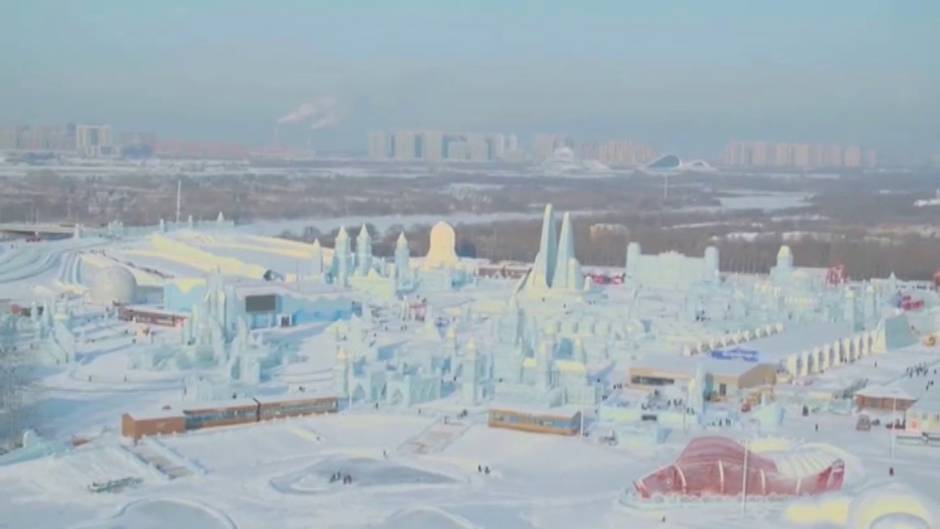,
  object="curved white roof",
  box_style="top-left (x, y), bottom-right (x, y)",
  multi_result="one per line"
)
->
top-left (90, 266), bottom-right (137, 305)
